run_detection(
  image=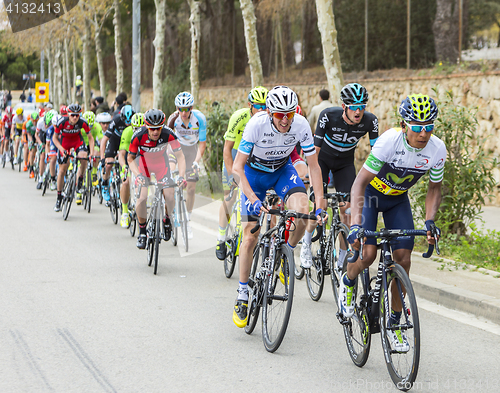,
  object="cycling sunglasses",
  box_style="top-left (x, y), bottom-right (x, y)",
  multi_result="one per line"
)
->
top-left (347, 104), bottom-right (366, 111)
top-left (68, 113), bottom-right (80, 117)
top-left (252, 103), bottom-right (266, 110)
top-left (272, 111), bottom-right (295, 120)
top-left (405, 121), bottom-right (435, 133)
top-left (177, 107), bottom-right (192, 112)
